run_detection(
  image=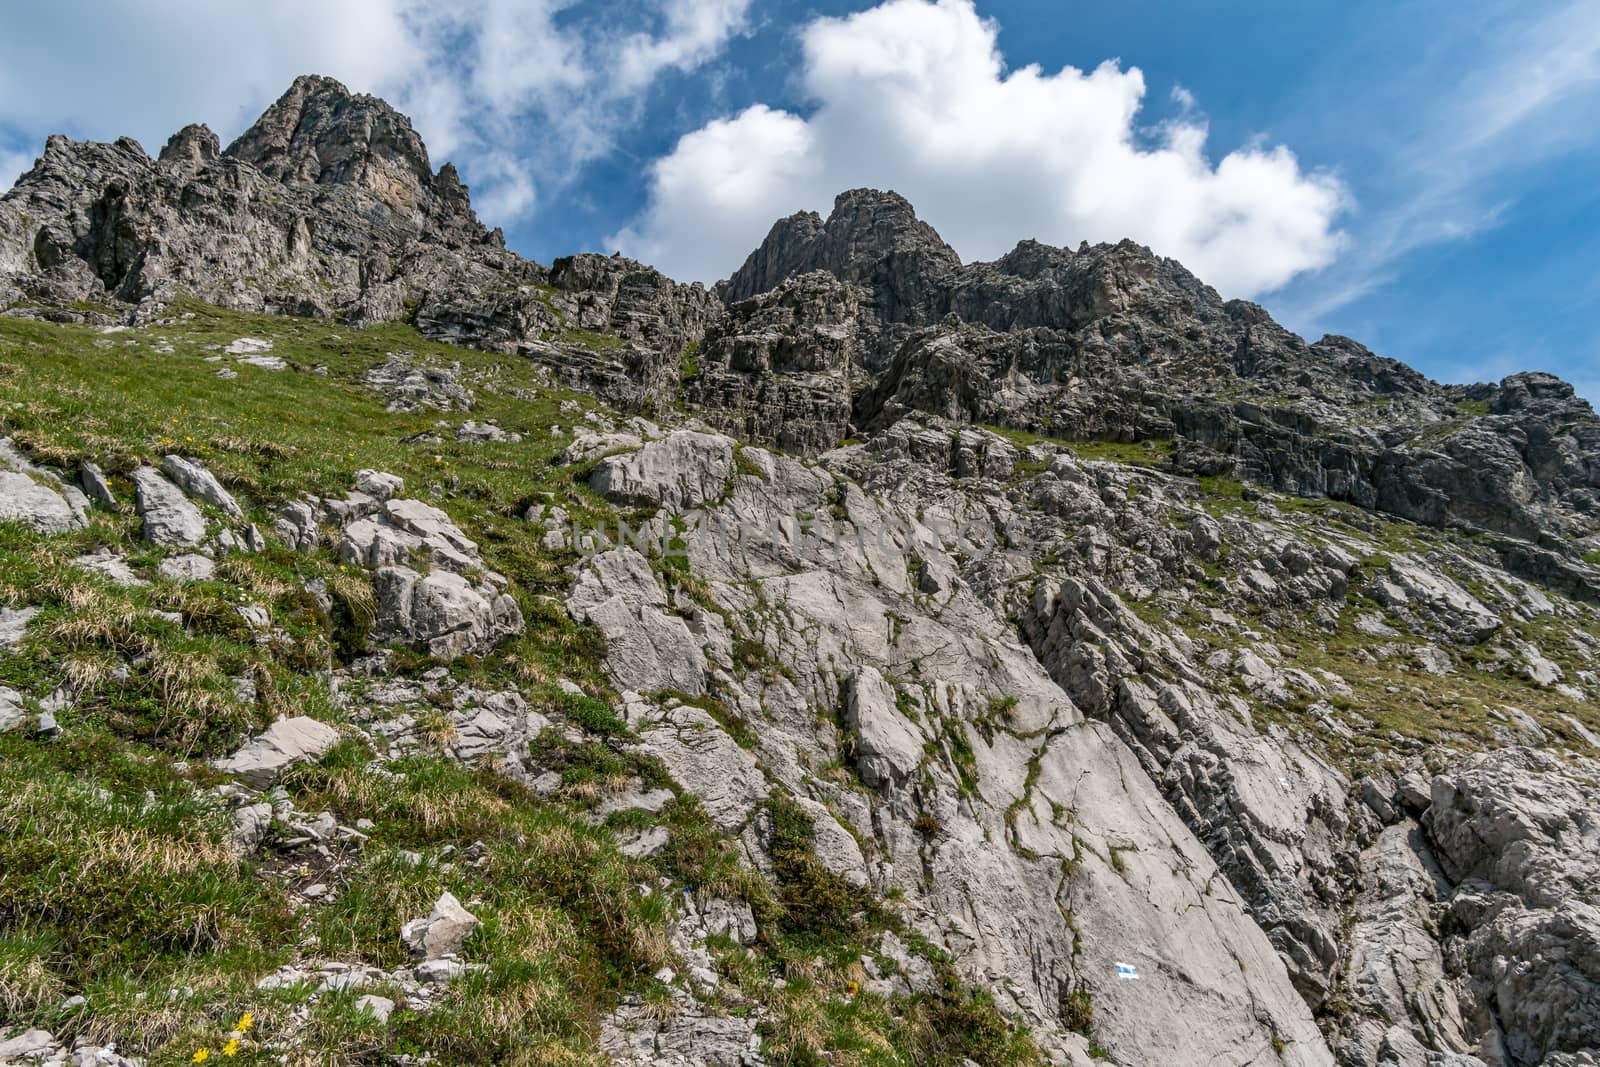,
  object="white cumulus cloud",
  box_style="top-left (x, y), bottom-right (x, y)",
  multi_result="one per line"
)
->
top-left (616, 0), bottom-right (1347, 296)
